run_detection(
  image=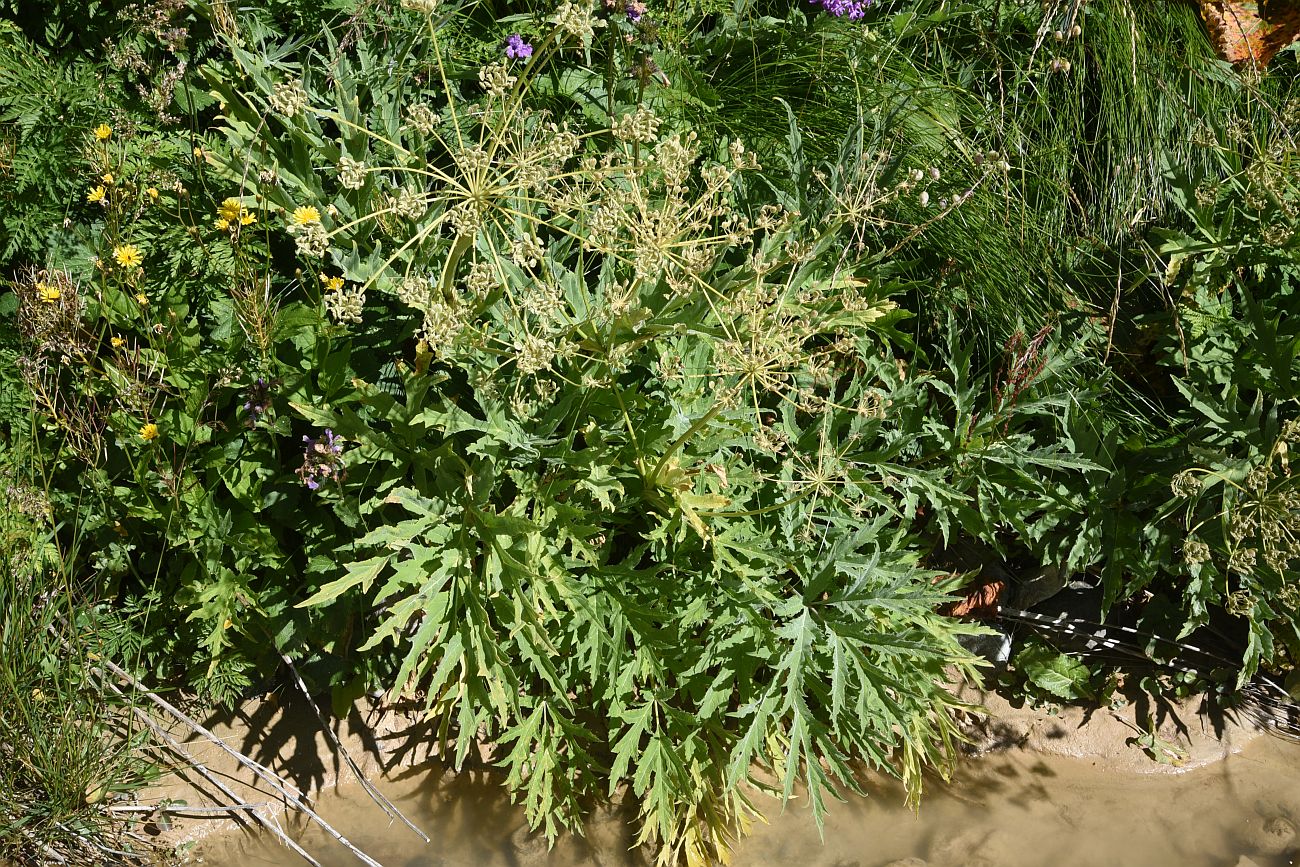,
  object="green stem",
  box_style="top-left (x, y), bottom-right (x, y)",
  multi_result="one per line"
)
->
top-left (650, 401), bottom-right (725, 486)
